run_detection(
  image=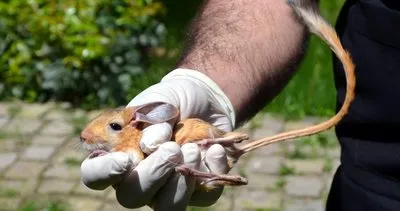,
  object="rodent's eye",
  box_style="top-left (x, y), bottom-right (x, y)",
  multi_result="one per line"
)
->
top-left (109, 123), bottom-right (122, 131)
